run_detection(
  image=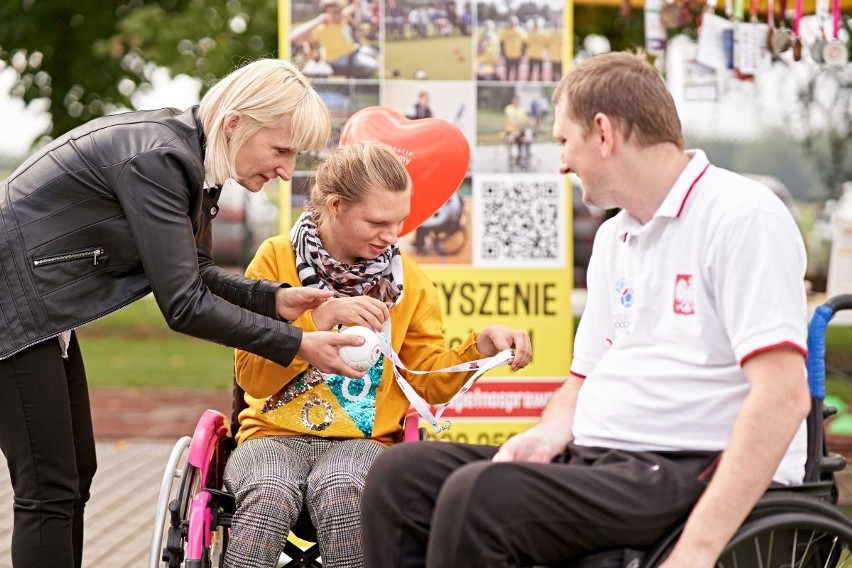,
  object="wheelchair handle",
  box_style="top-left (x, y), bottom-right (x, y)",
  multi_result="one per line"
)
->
top-left (807, 294), bottom-right (852, 400)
